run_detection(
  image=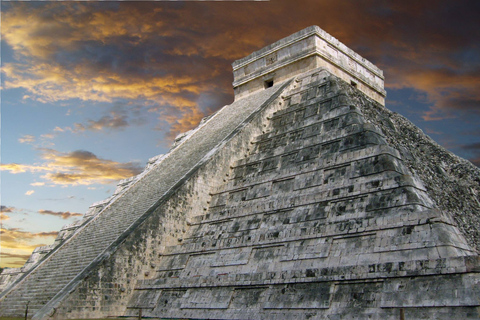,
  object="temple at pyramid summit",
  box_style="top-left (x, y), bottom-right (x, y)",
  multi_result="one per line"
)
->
top-left (2, 26), bottom-right (480, 320)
